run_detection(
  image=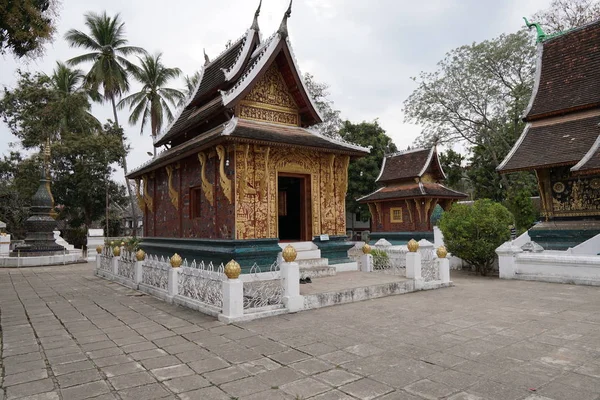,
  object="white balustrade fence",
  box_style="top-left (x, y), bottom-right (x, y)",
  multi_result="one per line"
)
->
top-left (141, 255), bottom-right (170, 292)
top-left (240, 262), bottom-right (284, 312)
top-left (117, 251), bottom-right (136, 281)
top-left (177, 260), bottom-right (225, 314)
